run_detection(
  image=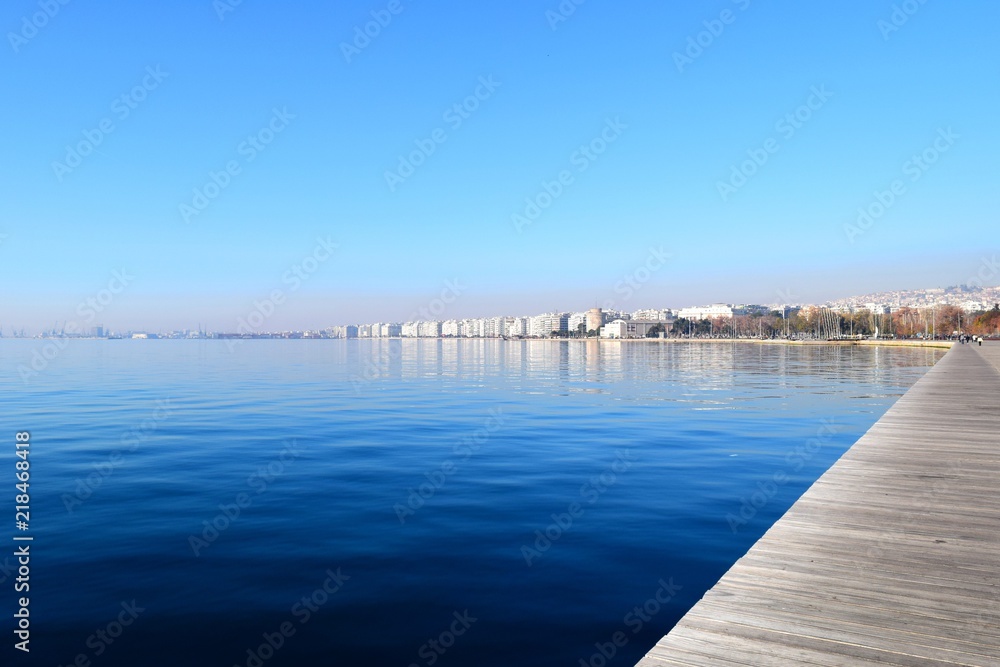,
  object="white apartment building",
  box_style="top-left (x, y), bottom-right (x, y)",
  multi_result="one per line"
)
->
top-left (418, 321), bottom-right (442, 337)
top-left (506, 317), bottom-right (528, 338)
top-left (632, 308), bottom-right (674, 321)
top-left (600, 319), bottom-right (670, 338)
top-left (529, 313), bottom-right (569, 337)
top-left (601, 320), bottom-right (628, 338)
top-left (865, 303), bottom-right (891, 315)
top-left (328, 325), bottom-right (348, 338)
top-left (483, 317), bottom-right (505, 338)
top-left (677, 304), bottom-right (747, 320)
top-left (461, 318), bottom-right (482, 338)
top-left (528, 315), bottom-right (548, 338)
